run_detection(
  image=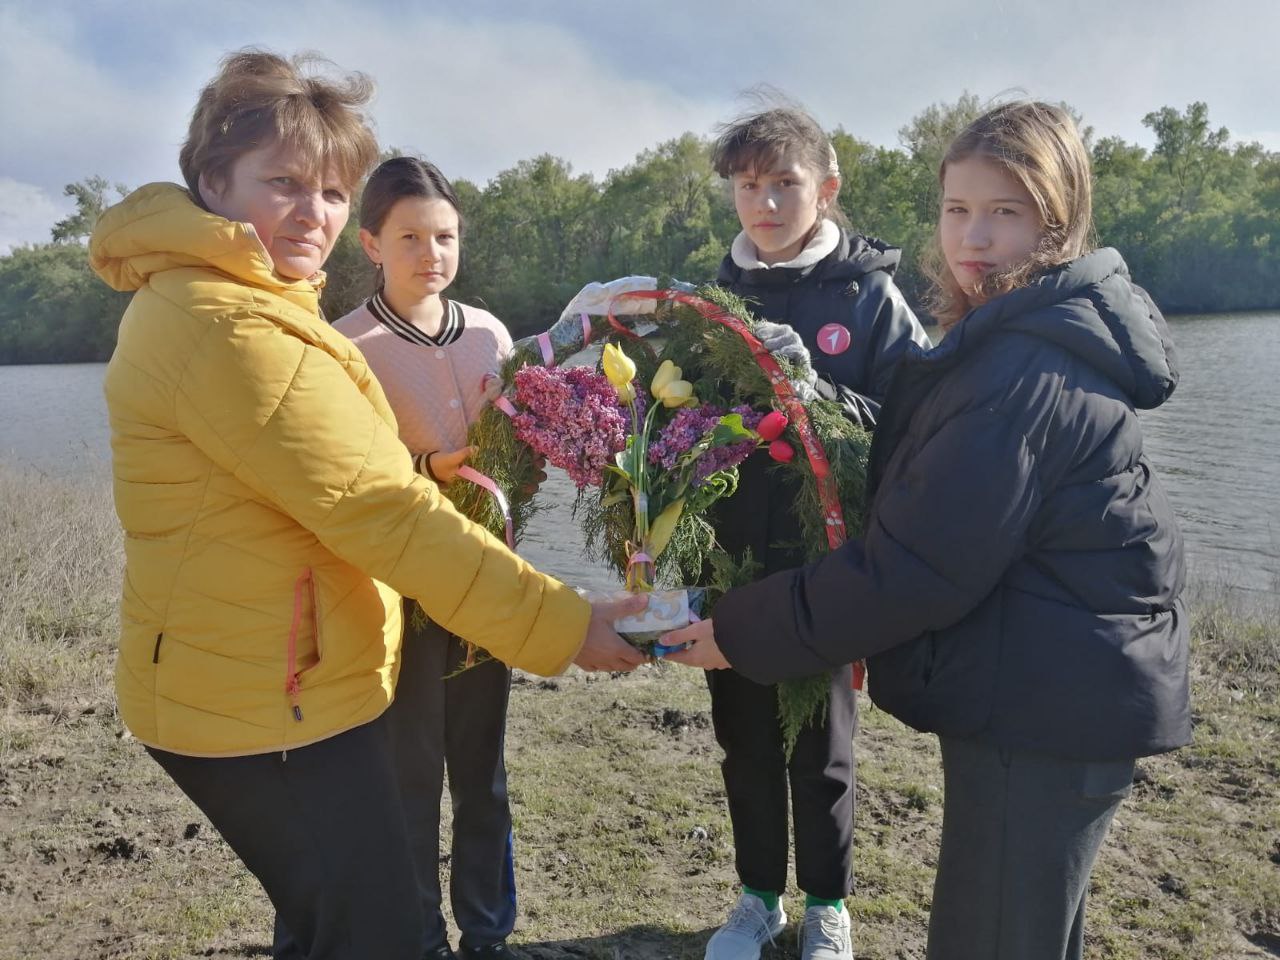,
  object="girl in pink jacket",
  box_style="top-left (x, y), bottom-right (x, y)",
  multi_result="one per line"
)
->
top-left (334, 157), bottom-right (521, 960)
